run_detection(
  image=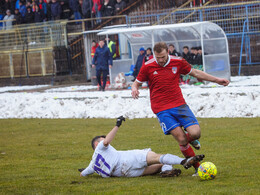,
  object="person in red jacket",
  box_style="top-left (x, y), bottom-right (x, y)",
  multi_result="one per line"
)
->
top-left (91, 40), bottom-right (99, 59)
top-left (92, 0), bottom-right (102, 24)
